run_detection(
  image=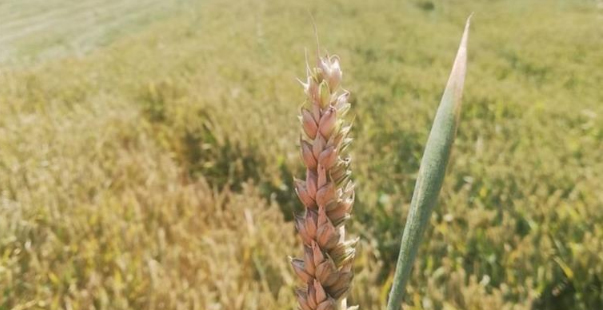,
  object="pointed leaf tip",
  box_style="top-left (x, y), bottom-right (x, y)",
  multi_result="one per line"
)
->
top-left (461, 14), bottom-right (472, 50)
top-left (447, 15), bottom-right (471, 122)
